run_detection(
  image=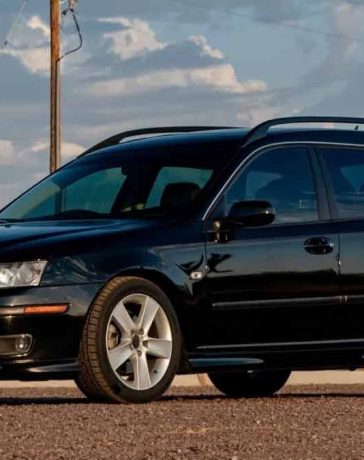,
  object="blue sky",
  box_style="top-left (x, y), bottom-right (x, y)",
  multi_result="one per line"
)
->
top-left (0, 0), bottom-right (364, 205)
